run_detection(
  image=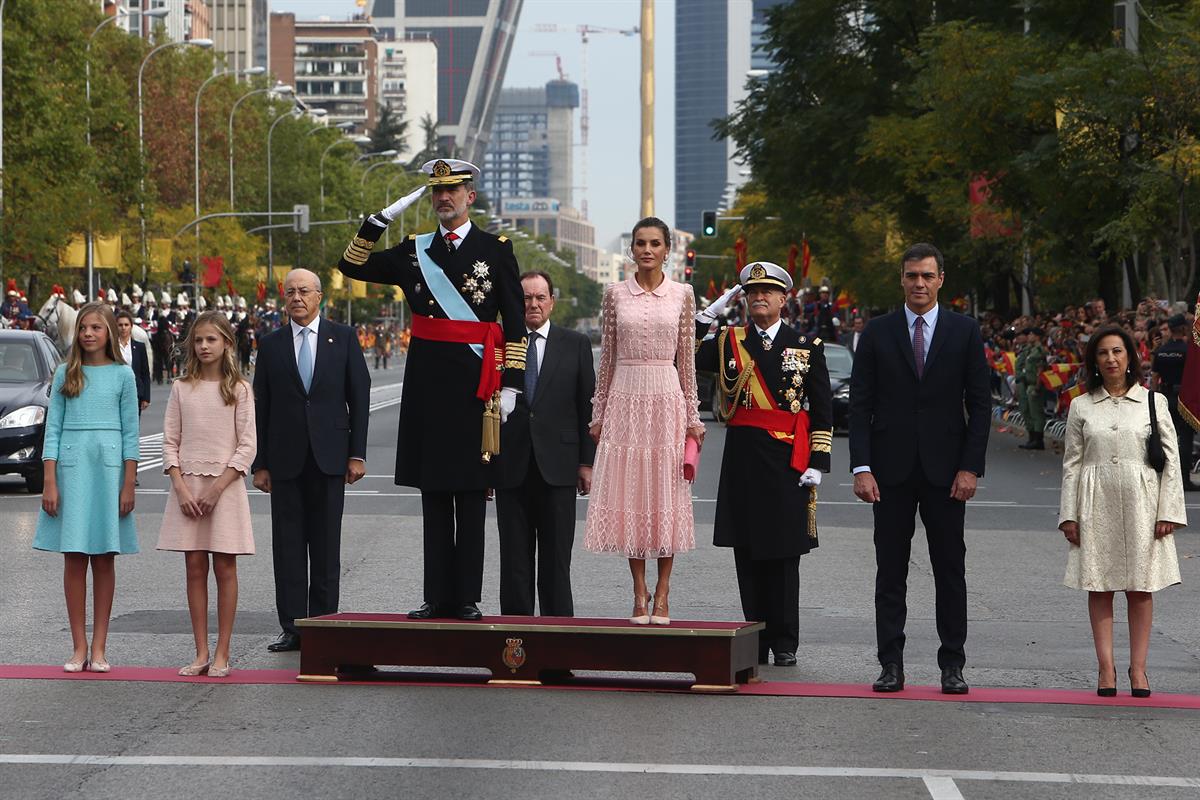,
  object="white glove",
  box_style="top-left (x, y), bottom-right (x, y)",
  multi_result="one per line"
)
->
top-left (379, 185), bottom-right (426, 222)
top-left (499, 387), bottom-right (518, 424)
top-left (696, 284), bottom-right (742, 324)
top-left (799, 468), bottom-right (822, 487)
